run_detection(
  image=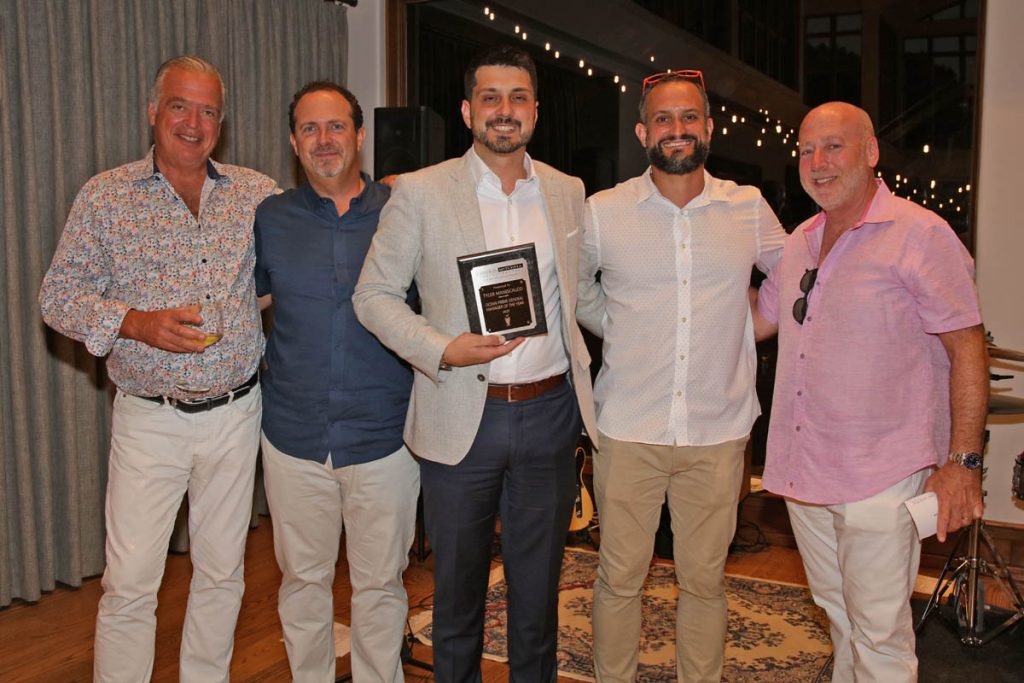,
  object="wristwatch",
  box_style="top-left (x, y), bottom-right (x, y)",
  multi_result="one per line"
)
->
top-left (949, 452), bottom-right (983, 470)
